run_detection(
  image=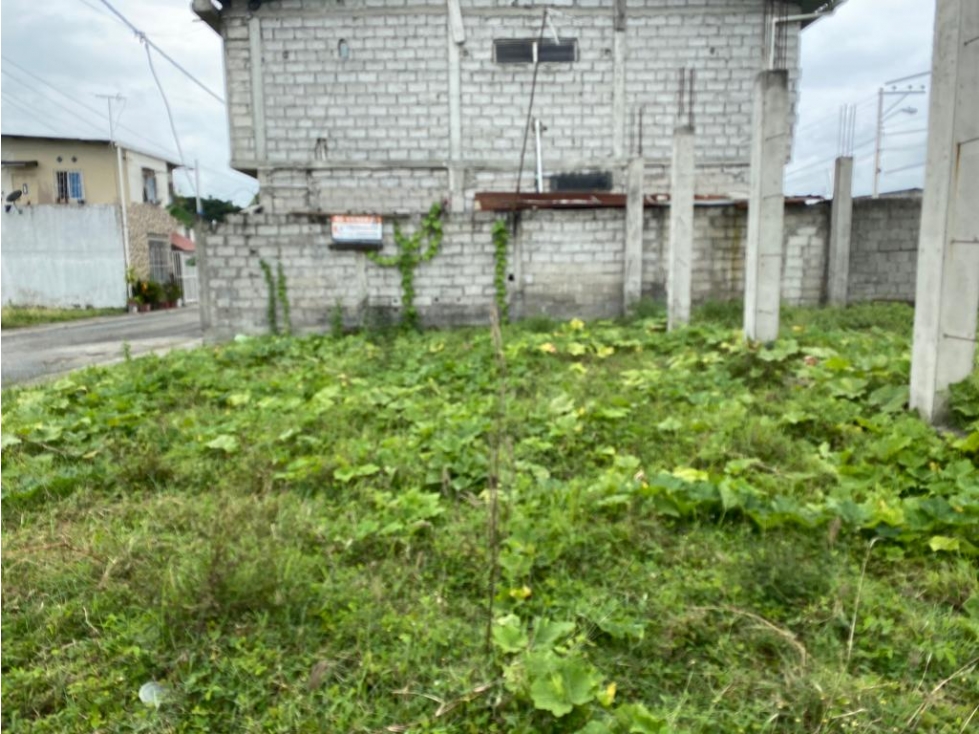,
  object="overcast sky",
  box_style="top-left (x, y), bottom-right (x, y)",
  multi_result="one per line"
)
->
top-left (1, 0), bottom-right (936, 205)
